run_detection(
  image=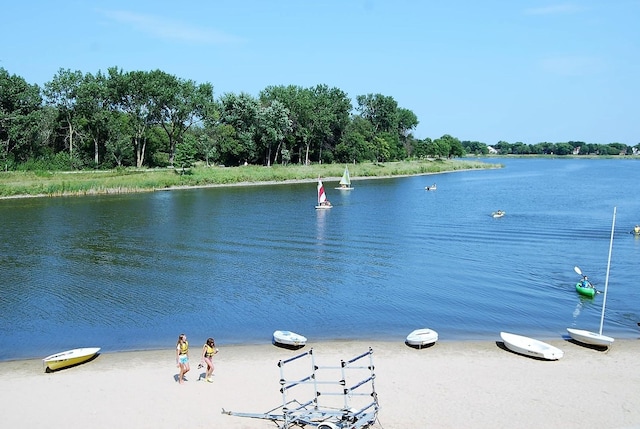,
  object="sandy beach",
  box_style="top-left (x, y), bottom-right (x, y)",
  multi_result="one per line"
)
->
top-left (1, 339), bottom-right (639, 429)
